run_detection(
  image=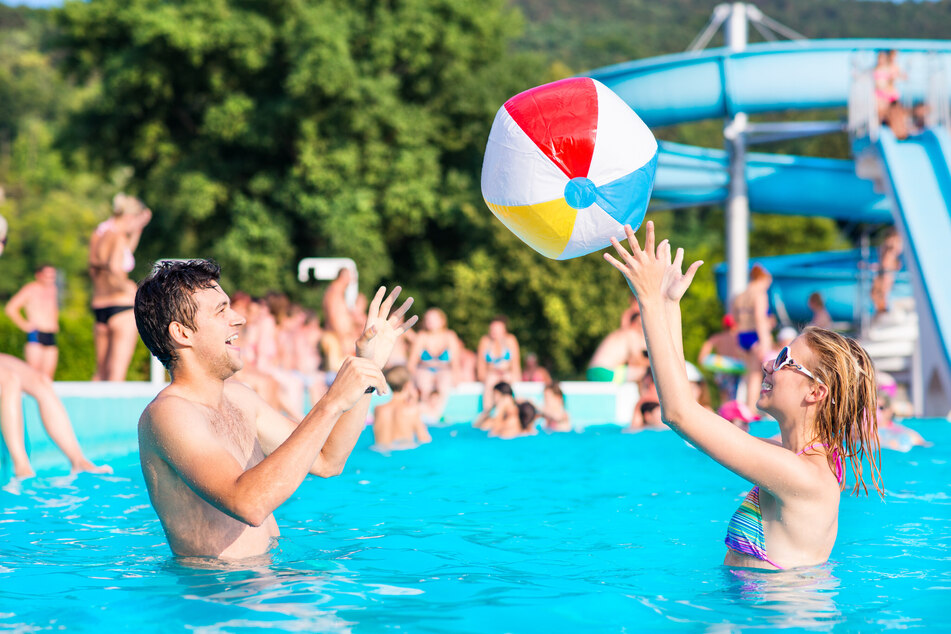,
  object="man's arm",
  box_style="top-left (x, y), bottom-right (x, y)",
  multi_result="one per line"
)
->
top-left (5, 284), bottom-right (33, 333)
top-left (145, 362), bottom-right (384, 527)
top-left (254, 357), bottom-right (383, 477)
top-left (257, 285), bottom-right (416, 476)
